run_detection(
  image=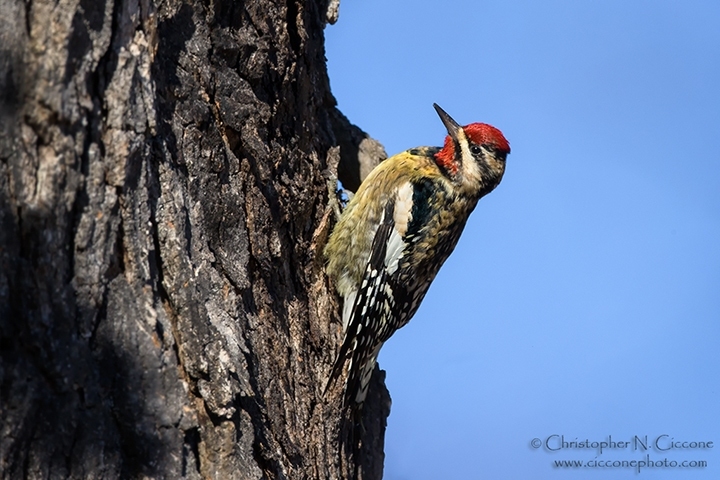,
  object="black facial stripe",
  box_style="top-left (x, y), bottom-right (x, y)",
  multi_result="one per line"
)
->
top-left (470, 144), bottom-right (507, 163)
